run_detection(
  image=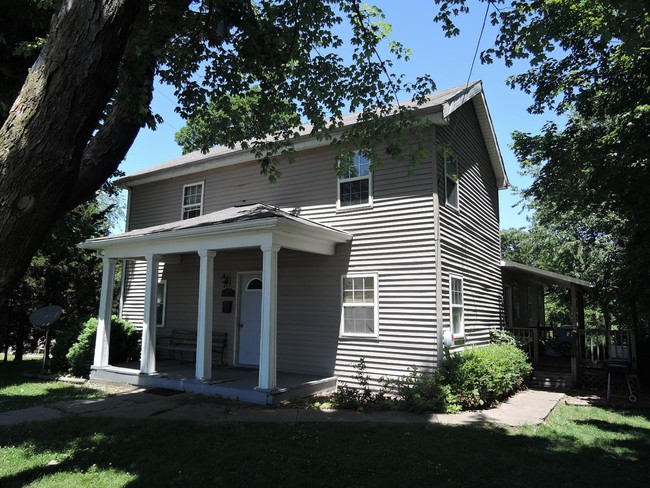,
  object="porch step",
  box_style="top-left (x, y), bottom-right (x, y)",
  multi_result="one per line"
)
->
top-left (527, 370), bottom-right (572, 390)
